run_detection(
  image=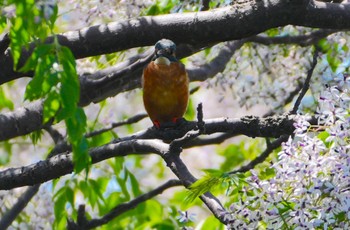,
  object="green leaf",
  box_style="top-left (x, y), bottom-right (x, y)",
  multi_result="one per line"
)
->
top-left (317, 39), bottom-right (331, 53)
top-left (184, 98), bottom-right (196, 121)
top-left (259, 167), bottom-right (275, 180)
top-left (65, 187), bottom-right (75, 205)
top-left (88, 131), bottom-right (114, 147)
top-left (71, 137), bottom-right (90, 173)
top-left (116, 170), bottom-right (131, 201)
top-left (197, 216), bottom-right (225, 230)
top-left (128, 169), bottom-right (142, 197)
top-left (0, 16), bottom-right (6, 33)
top-left (23, 44), bottom-right (56, 100)
top-left (186, 171), bottom-right (227, 203)
top-left (318, 131), bottom-right (331, 147)
top-left (265, 28), bottom-right (279, 37)
top-left (43, 91), bottom-right (60, 123)
top-left (0, 88), bottom-right (14, 110)
top-left (109, 158), bottom-right (125, 176)
top-left (0, 141), bottom-right (12, 165)
top-left (327, 49), bottom-right (341, 72)
top-left (9, 0), bottom-right (55, 67)
top-left (146, 5), bottom-right (160, 15)
top-left (53, 187), bottom-right (69, 228)
top-left (66, 108), bottom-right (87, 141)
top-left (29, 130), bottom-right (43, 145)
top-left (218, 143), bottom-right (246, 171)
